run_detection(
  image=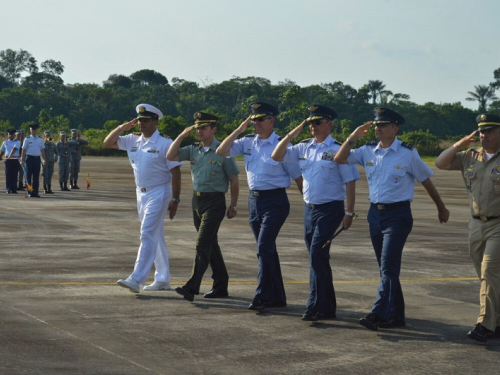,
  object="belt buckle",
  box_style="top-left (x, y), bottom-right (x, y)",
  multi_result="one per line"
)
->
top-left (252, 191), bottom-right (259, 197)
top-left (377, 204), bottom-right (385, 210)
top-left (480, 216), bottom-right (488, 223)
top-left (196, 191), bottom-right (201, 196)
top-left (140, 188), bottom-right (146, 193)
